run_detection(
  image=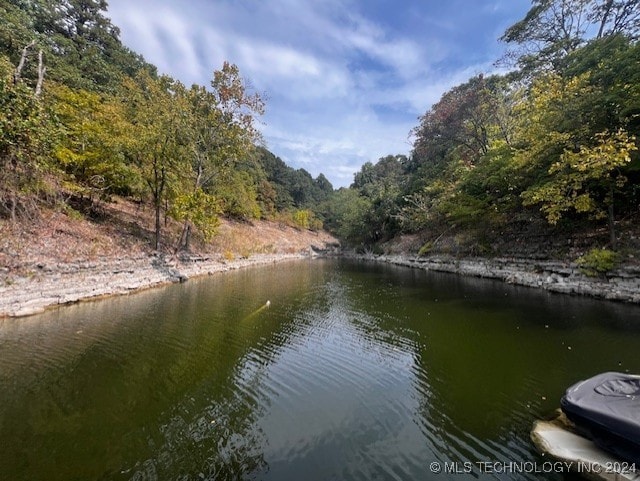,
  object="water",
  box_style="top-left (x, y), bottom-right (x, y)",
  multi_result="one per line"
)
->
top-left (1, 258), bottom-right (639, 481)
